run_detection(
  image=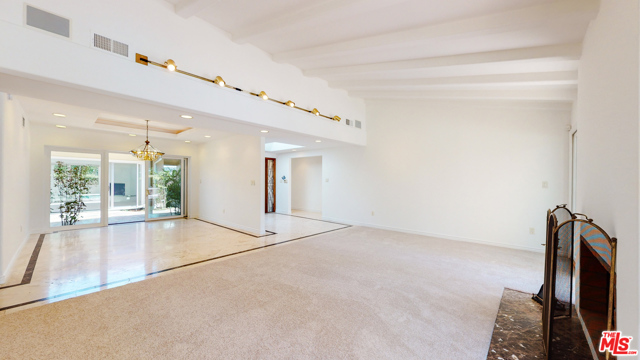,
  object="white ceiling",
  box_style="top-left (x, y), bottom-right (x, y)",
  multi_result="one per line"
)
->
top-left (167, 0), bottom-right (599, 102)
top-left (3, 71), bottom-right (336, 153)
top-left (17, 95), bottom-right (335, 153)
top-left (17, 96), bottom-right (229, 141)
